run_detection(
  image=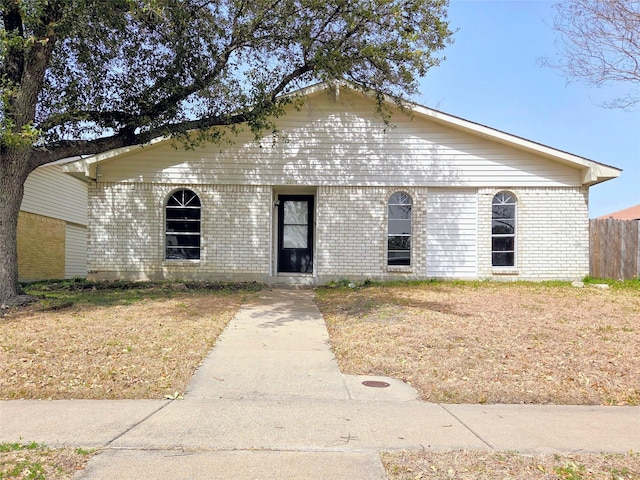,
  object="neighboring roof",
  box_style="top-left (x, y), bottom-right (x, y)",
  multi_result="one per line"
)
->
top-left (597, 204), bottom-right (640, 221)
top-left (63, 82), bottom-right (622, 186)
